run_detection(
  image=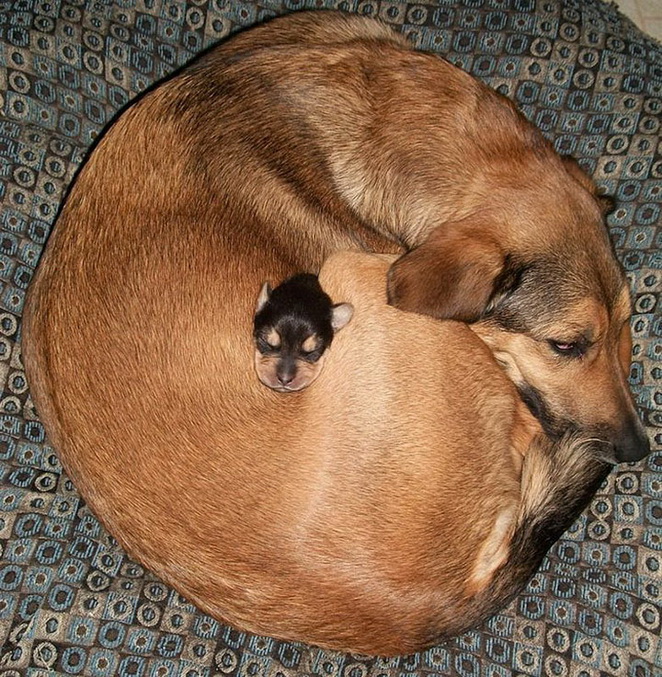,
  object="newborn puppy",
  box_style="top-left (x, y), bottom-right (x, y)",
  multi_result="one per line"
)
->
top-left (253, 273), bottom-right (353, 392)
